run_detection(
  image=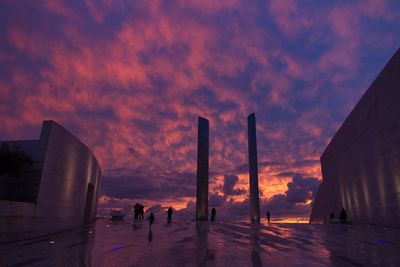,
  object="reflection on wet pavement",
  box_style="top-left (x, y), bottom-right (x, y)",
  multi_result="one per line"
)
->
top-left (1, 219), bottom-right (400, 266)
